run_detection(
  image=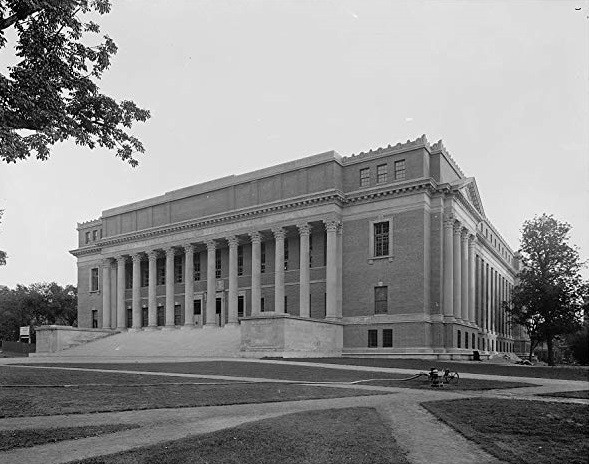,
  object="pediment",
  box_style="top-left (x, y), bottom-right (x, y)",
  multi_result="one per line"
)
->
top-left (453, 177), bottom-right (486, 217)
